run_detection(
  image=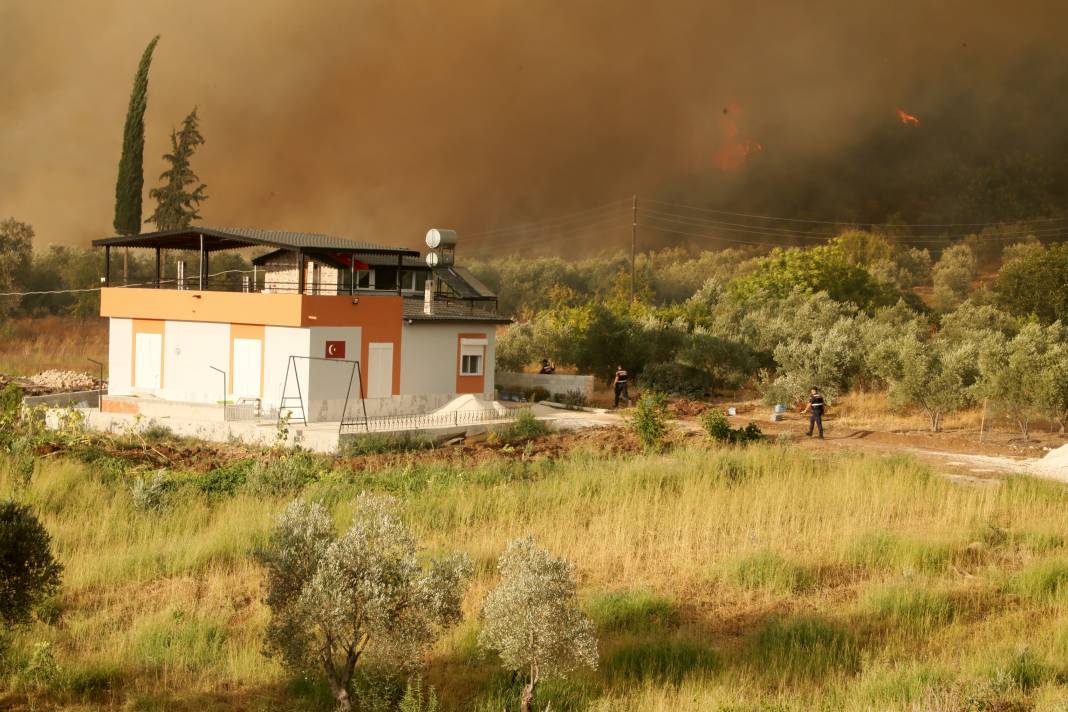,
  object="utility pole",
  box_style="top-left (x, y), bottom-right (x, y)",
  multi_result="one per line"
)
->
top-left (631, 194), bottom-right (637, 301)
